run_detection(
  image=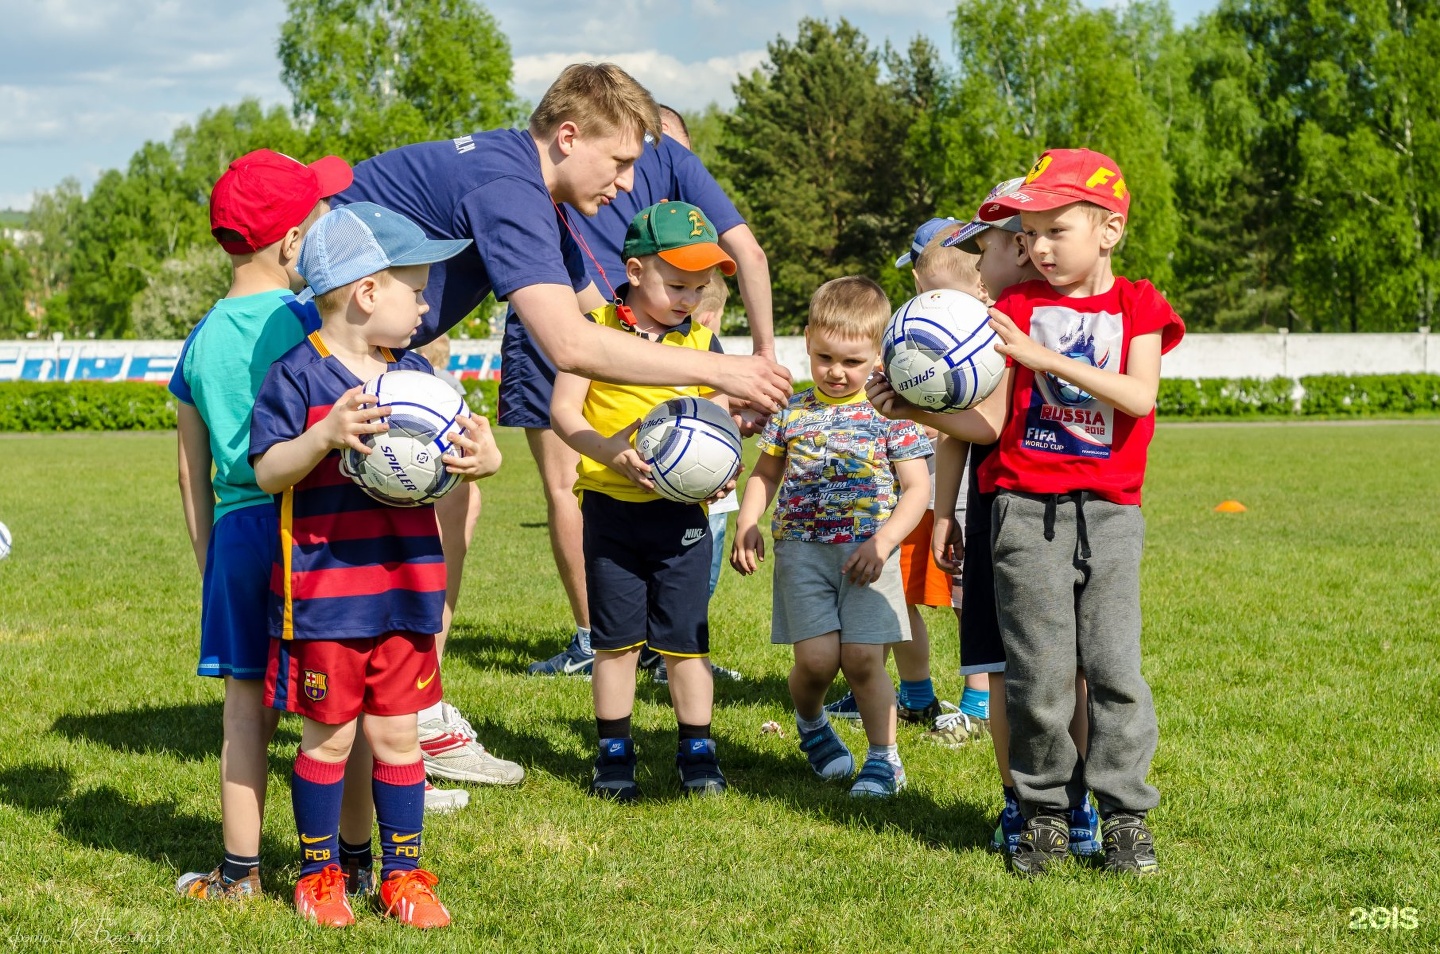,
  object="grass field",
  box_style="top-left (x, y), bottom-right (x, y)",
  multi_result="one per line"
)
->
top-left (0, 423), bottom-right (1437, 953)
